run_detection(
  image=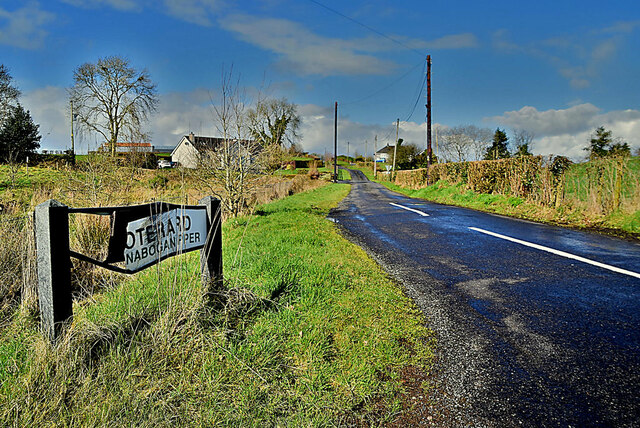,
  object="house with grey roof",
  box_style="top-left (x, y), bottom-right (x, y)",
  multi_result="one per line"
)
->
top-left (374, 144), bottom-right (394, 163)
top-left (171, 132), bottom-right (260, 168)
